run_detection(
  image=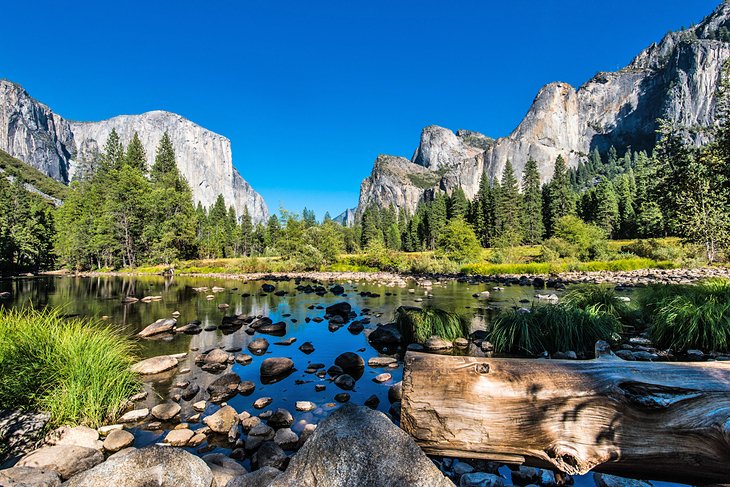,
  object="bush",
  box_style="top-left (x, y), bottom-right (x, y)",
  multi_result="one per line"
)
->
top-left (0, 307), bottom-right (140, 427)
top-left (642, 279), bottom-right (730, 352)
top-left (395, 306), bottom-right (470, 344)
top-left (553, 216), bottom-right (608, 260)
top-left (436, 218), bottom-right (482, 263)
top-left (538, 237), bottom-right (579, 262)
top-left (562, 284), bottom-right (631, 318)
top-left (489, 304), bottom-right (622, 355)
top-left (620, 239), bottom-right (685, 262)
